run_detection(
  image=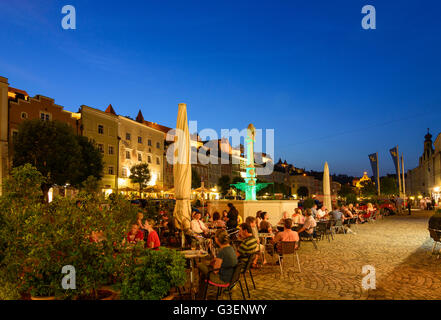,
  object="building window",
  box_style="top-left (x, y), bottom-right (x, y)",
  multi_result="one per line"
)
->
top-left (156, 157), bottom-right (160, 165)
top-left (98, 125), bottom-right (104, 134)
top-left (126, 133), bottom-right (131, 141)
top-left (148, 139), bottom-right (152, 146)
top-left (40, 112), bottom-right (51, 121)
top-left (21, 112), bottom-right (28, 119)
top-left (156, 142), bottom-right (161, 149)
top-left (138, 153), bottom-right (142, 162)
top-left (138, 136), bottom-right (142, 144)
top-left (11, 130), bottom-right (19, 140)
top-left (126, 151), bottom-right (131, 159)
top-left (108, 145), bottom-right (114, 155)
top-left (108, 166), bottom-right (114, 175)
top-left (122, 168), bottom-right (128, 177)
top-left (148, 155), bottom-right (152, 163)
top-left (98, 144), bottom-right (104, 153)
